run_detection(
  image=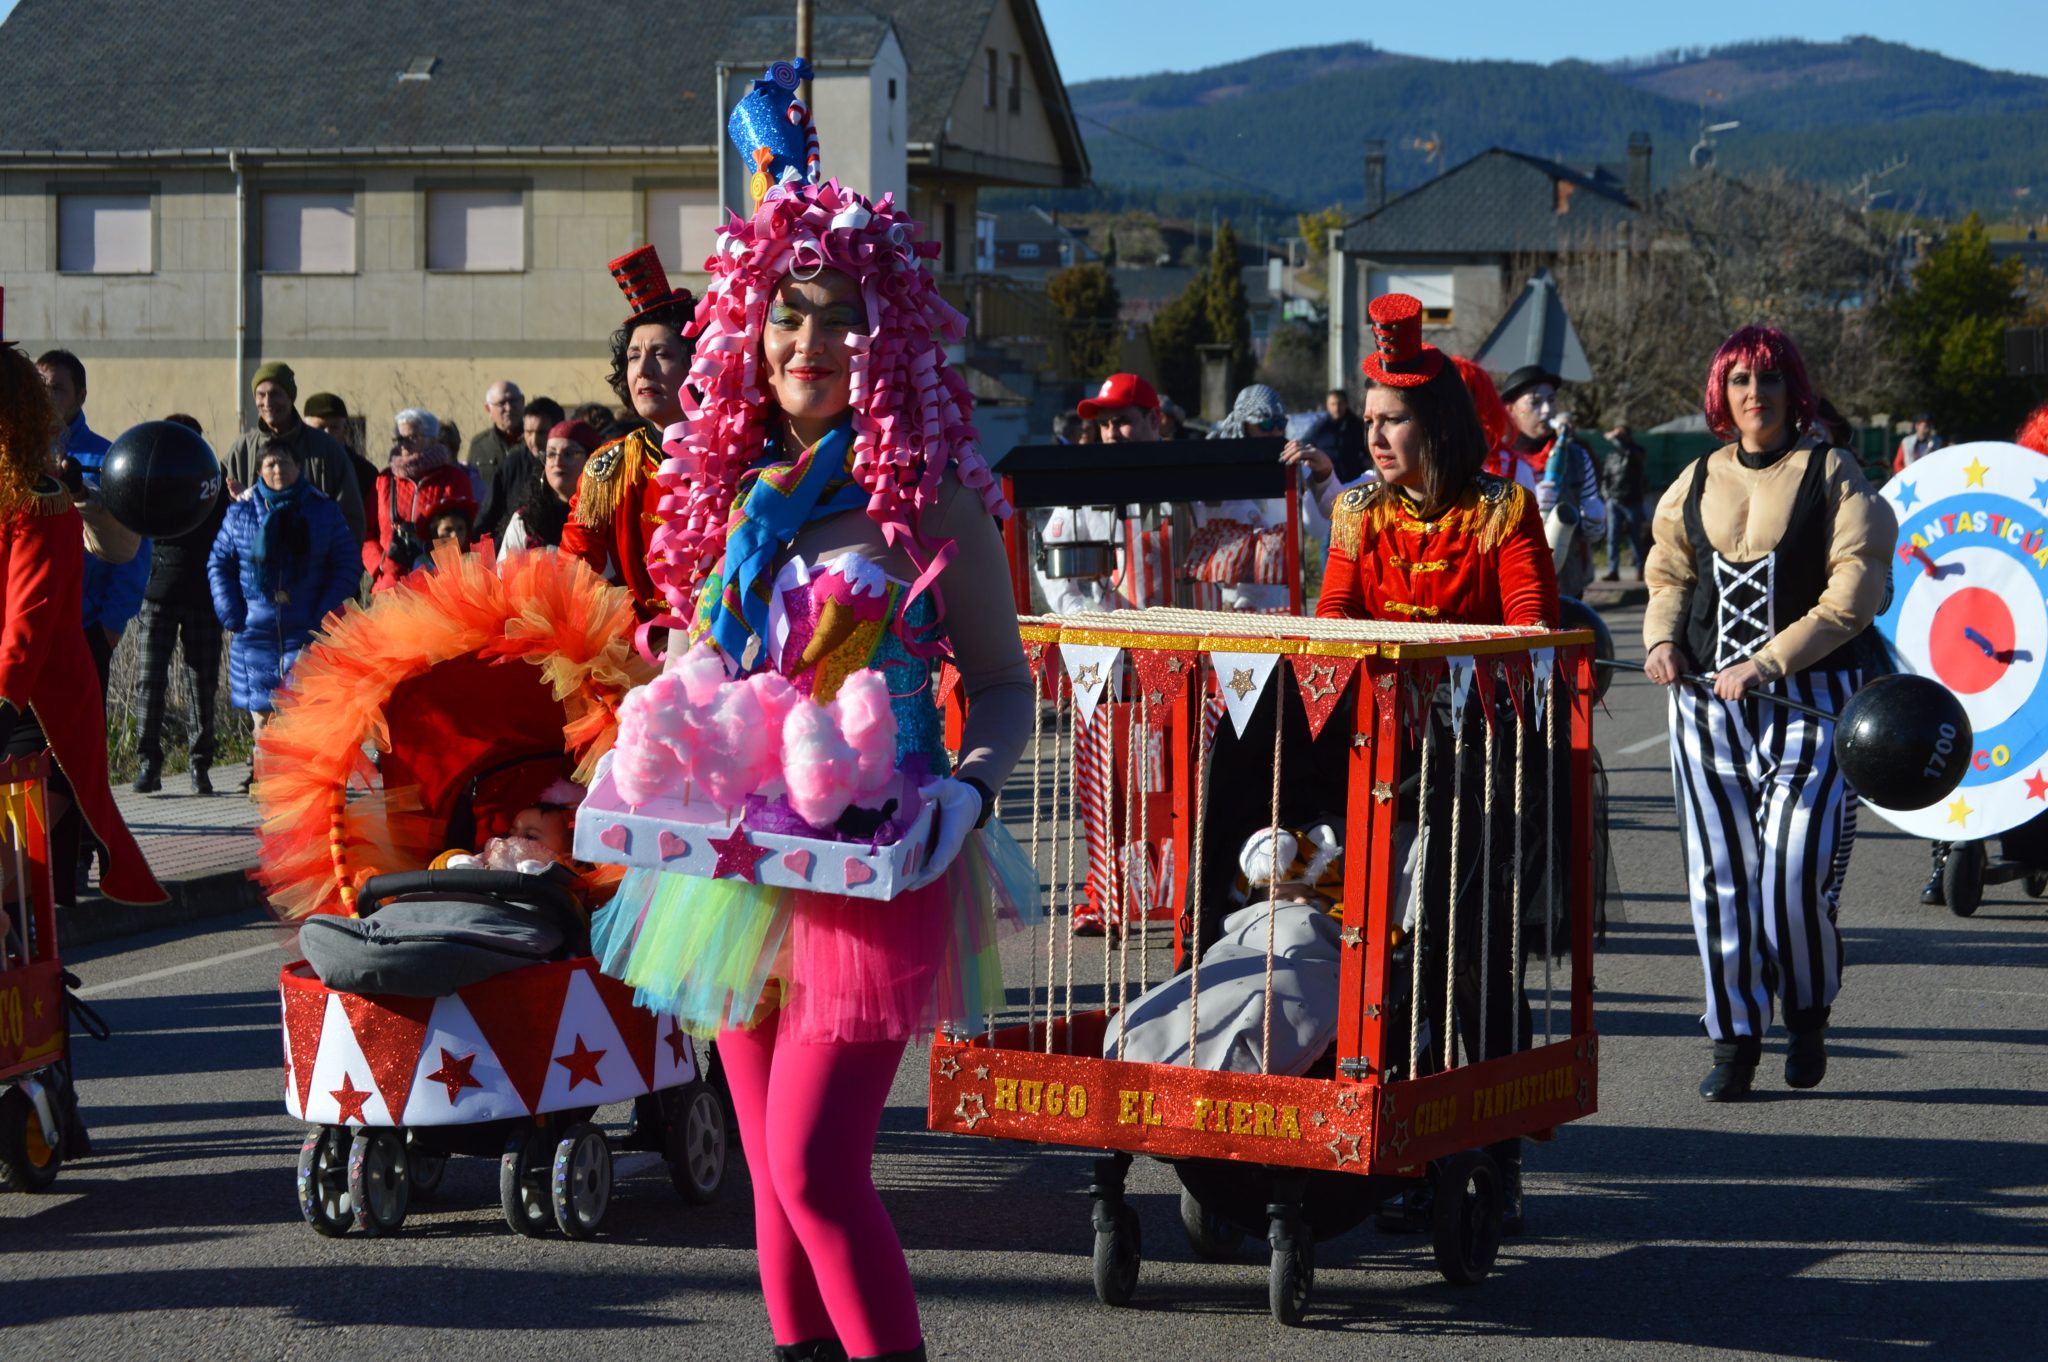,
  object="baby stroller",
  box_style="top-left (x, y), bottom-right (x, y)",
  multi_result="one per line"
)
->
top-left (258, 545), bottom-right (730, 1238)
